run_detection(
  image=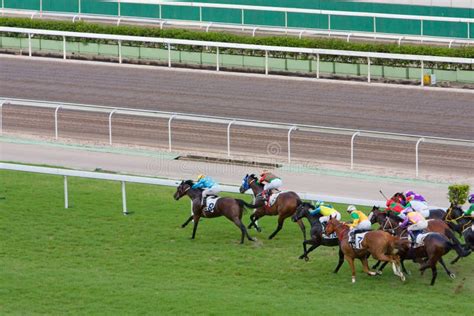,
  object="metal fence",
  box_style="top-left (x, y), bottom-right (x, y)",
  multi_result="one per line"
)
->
top-left (1, 98), bottom-right (473, 177)
top-left (1, 1), bottom-right (474, 43)
top-left (0, 162), bottom-right (389, 215)
top-left (1, 27), bottom-right (473, 87)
